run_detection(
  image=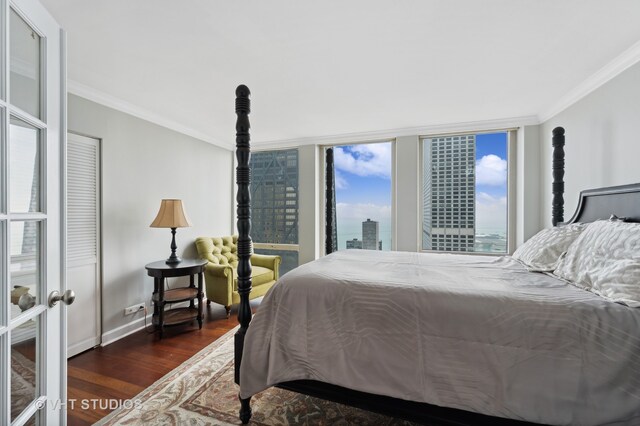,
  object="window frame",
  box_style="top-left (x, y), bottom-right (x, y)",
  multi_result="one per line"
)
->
top-left (419, 129), bottom-right (517, 255)
top-left (318, 139), bottom-right (397, 256)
